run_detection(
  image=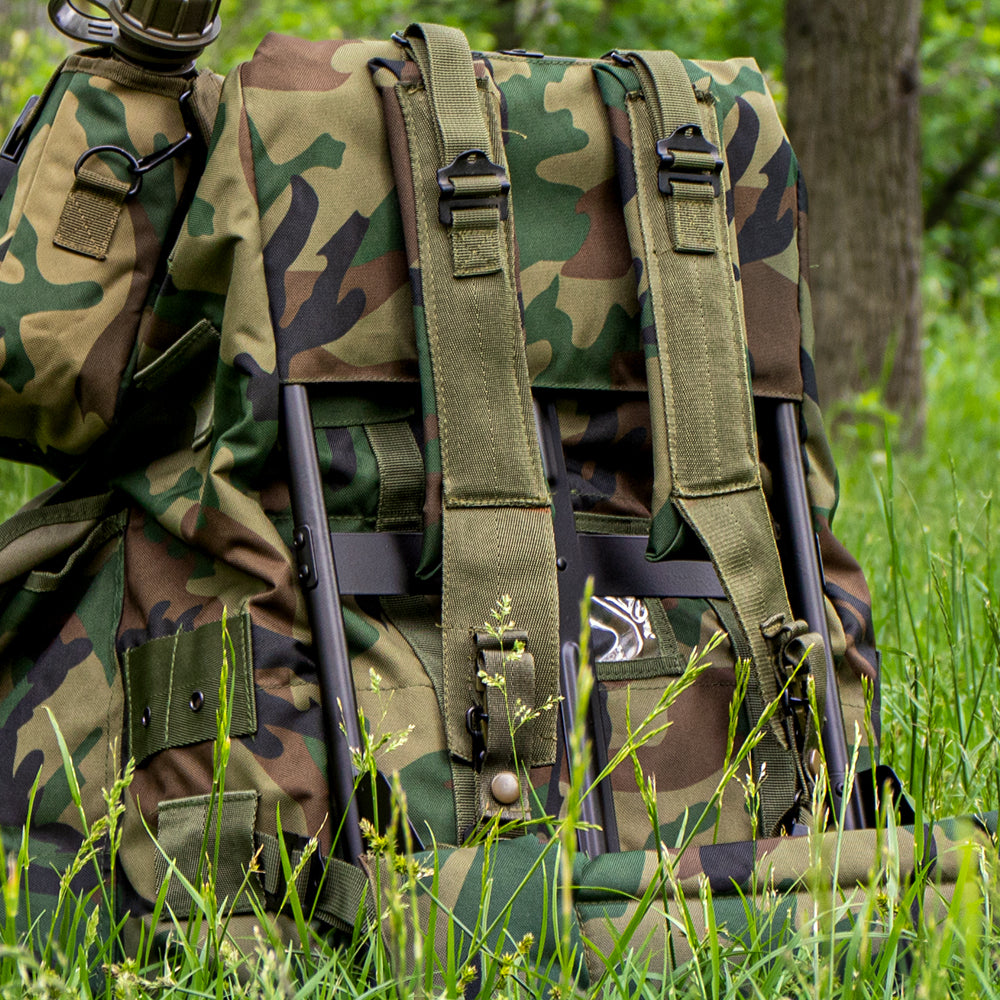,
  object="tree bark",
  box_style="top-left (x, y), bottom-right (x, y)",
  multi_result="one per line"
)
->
top-left (785, 0), bottom-right (924, 442)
